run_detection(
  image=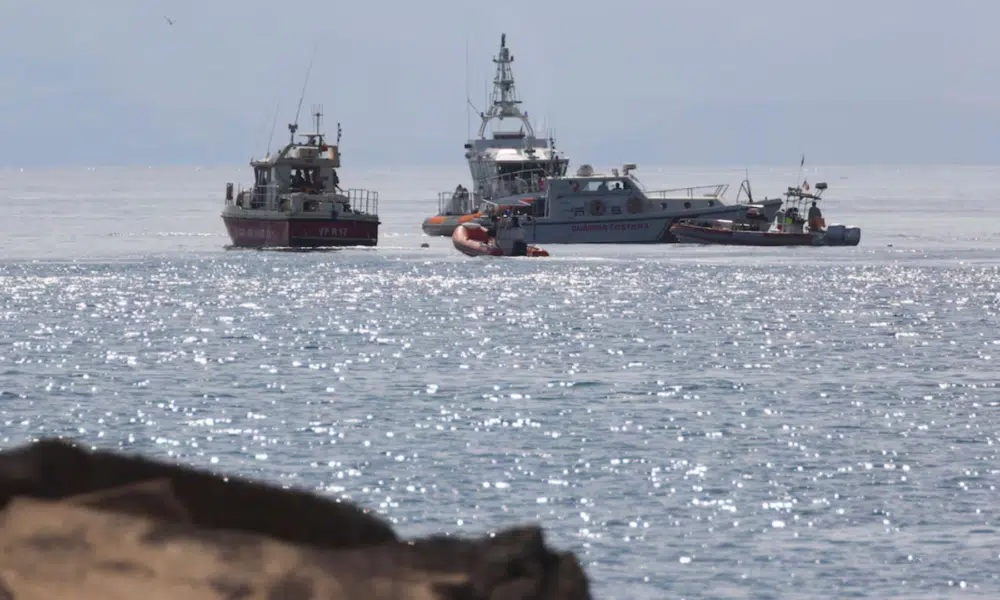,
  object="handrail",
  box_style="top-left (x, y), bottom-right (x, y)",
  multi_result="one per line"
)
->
top-left (225, 184), bottom-right (378, 216)
top-left (436, 191), bottom-right (477, 215)
top-left (473, 165), bottom-right (558, 200)
top-left (346, 188), bottom-right (379, 216)
top-left (229, 183), bottom-right (281, 209)
top-left (644, 184), bottom-right (729, 200)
